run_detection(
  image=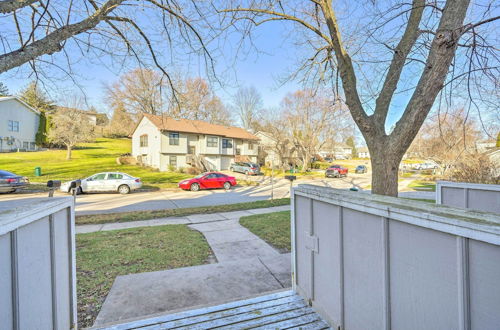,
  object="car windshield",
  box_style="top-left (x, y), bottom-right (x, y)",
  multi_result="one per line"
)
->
top-left (194, 173), bottom-right (207, 179)
top-left (0, 170), bottom-right (16, 177)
